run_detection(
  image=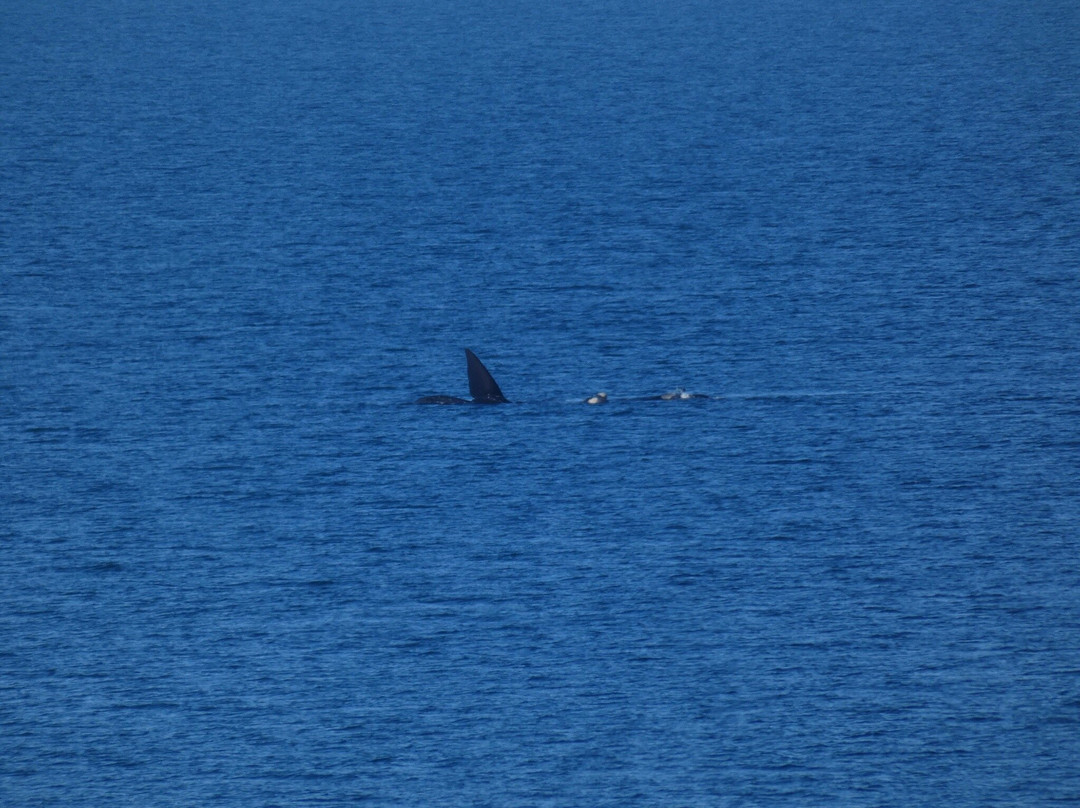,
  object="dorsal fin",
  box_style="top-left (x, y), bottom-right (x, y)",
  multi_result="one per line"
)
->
top-left (465, 349), bottom-right (508, 403)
